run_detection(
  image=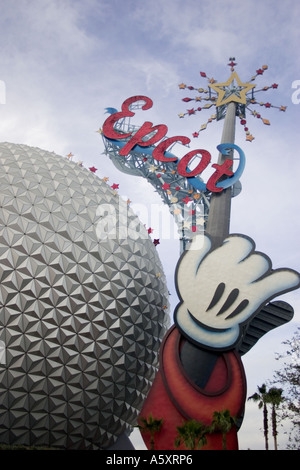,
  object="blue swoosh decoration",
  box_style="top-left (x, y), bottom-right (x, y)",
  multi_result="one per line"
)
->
top-left (215, 143), bottom-right (246, 189)
top-left (104, 107), bottom-right (118, 114)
